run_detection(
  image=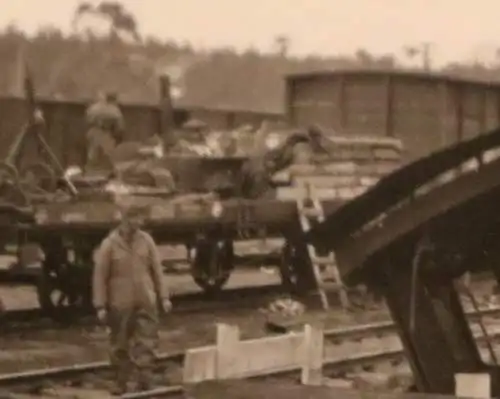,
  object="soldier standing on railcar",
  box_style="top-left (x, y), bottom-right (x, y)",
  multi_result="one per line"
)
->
top-left (93, 203), bottom-right (172, 394)
top-left (85, 91), bottom-right (125, 172)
